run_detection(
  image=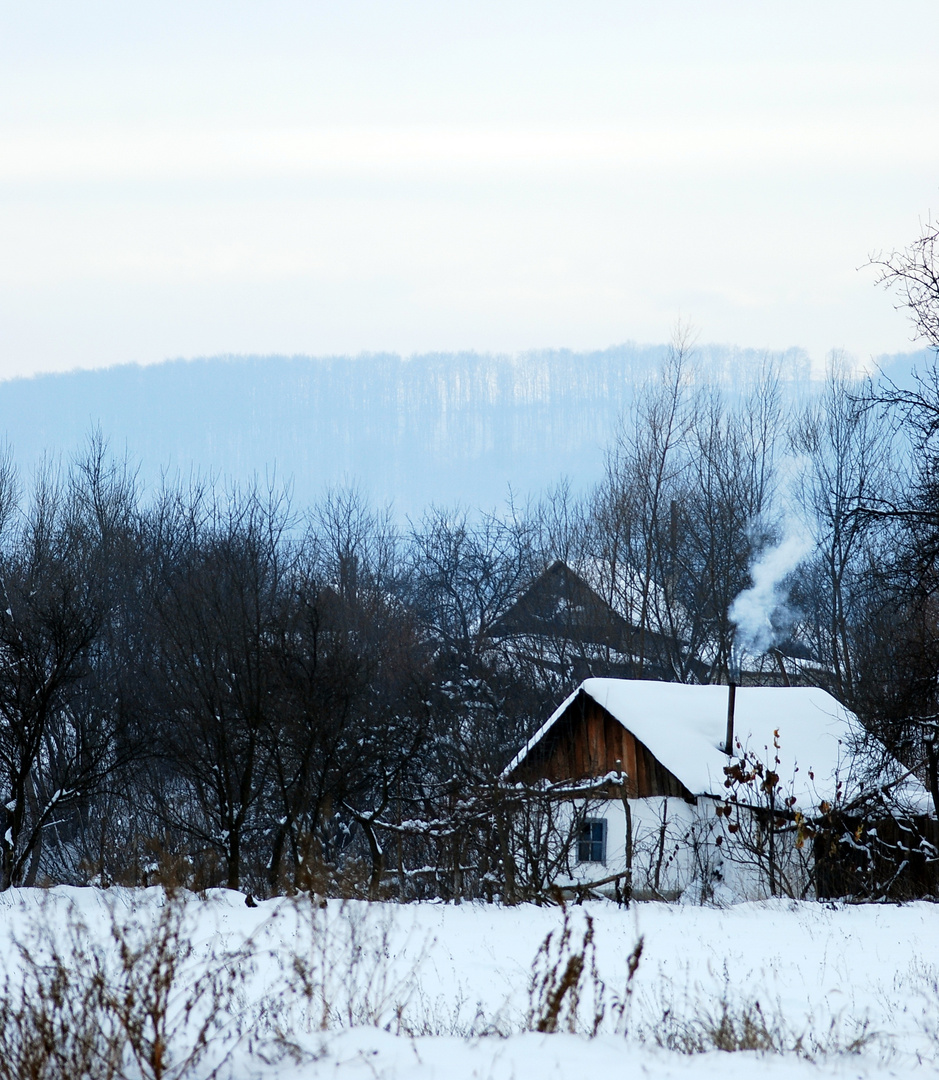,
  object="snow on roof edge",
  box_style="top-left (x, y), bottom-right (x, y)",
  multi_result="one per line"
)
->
top-left (503, 678), bottom-right (932, 810)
